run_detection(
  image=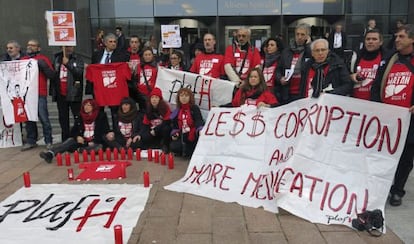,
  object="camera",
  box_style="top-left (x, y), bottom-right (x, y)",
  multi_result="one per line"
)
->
top-left (352, 209), bottom-right (384, 235)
